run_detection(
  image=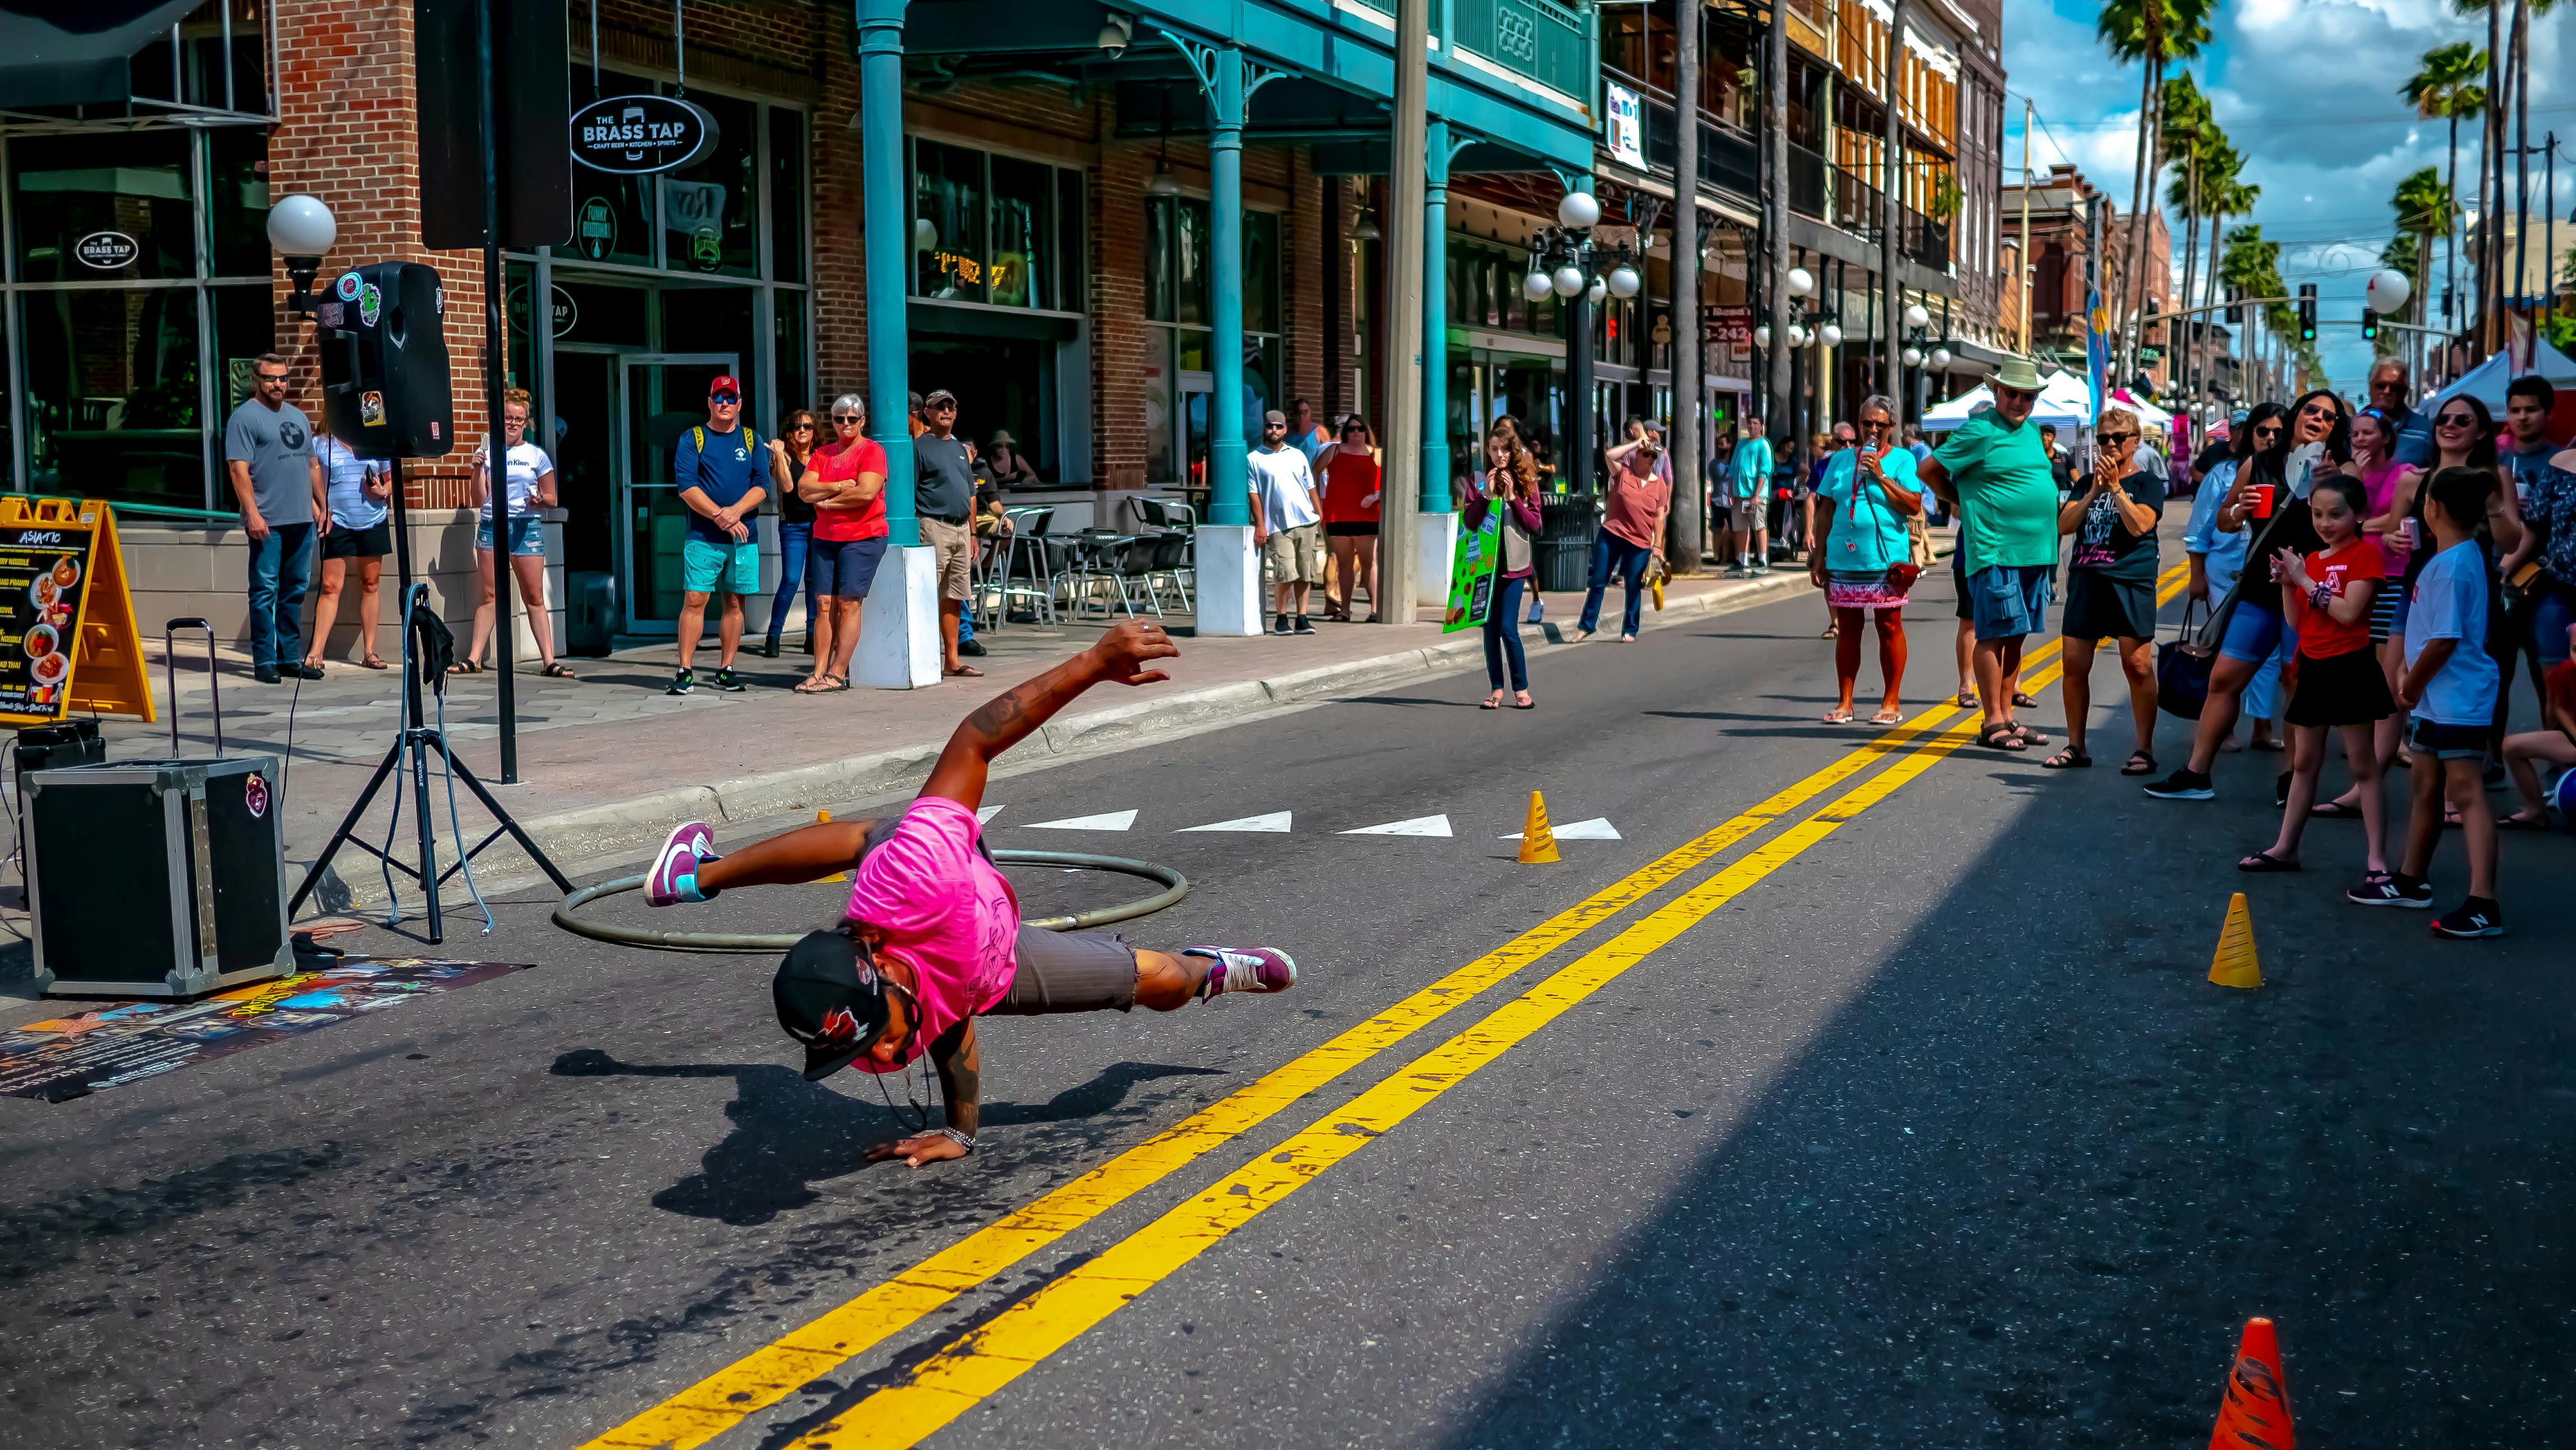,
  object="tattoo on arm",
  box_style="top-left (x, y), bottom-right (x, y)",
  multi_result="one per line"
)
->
top-left (932, 1018), bottom-right (979, 1138)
